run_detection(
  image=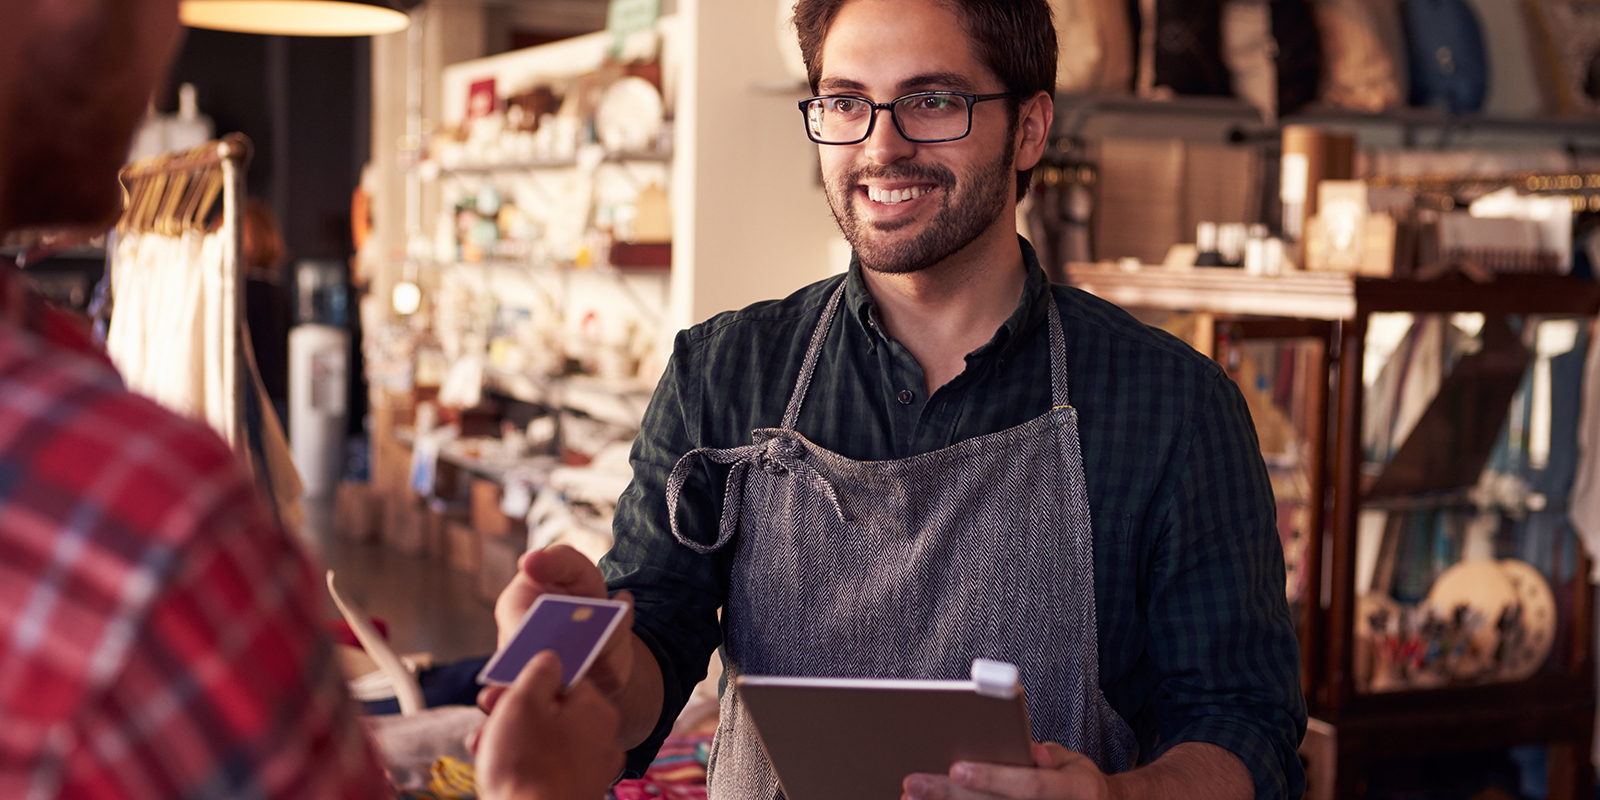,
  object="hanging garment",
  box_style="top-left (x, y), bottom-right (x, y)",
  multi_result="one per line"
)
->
top-left (1134, 0), bottom-right (1234, 97)
top-left (665, 284), bottom-right (1138, 799)
top-left (1400, 0), bottom-right (1489, 114)
top-left (1052, 0), bottom-right (1135, 94)
top-left (1314, 0), bottom-right (1404, 112)
top-left (1570, 321), bottom-right (1600, 580)
top-left (105, 229), bottom-right (235, 443)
